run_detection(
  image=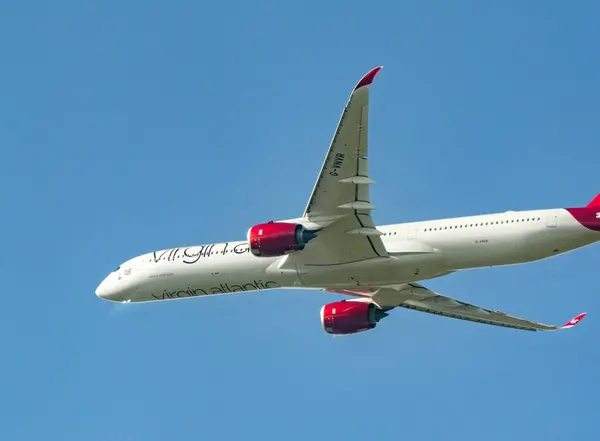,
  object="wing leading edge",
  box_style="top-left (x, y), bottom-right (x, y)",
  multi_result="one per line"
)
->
top-left (326, 284), bottom-right (586, 332)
